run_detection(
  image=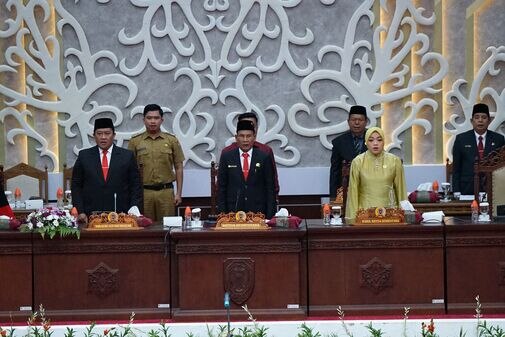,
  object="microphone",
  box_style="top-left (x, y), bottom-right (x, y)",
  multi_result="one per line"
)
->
top-left (234, 189), bottom-right (241, 212)
top-left (224, 292), bottom-right (231, 337)
top-left (224, 291), bottom-right (230, 309)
